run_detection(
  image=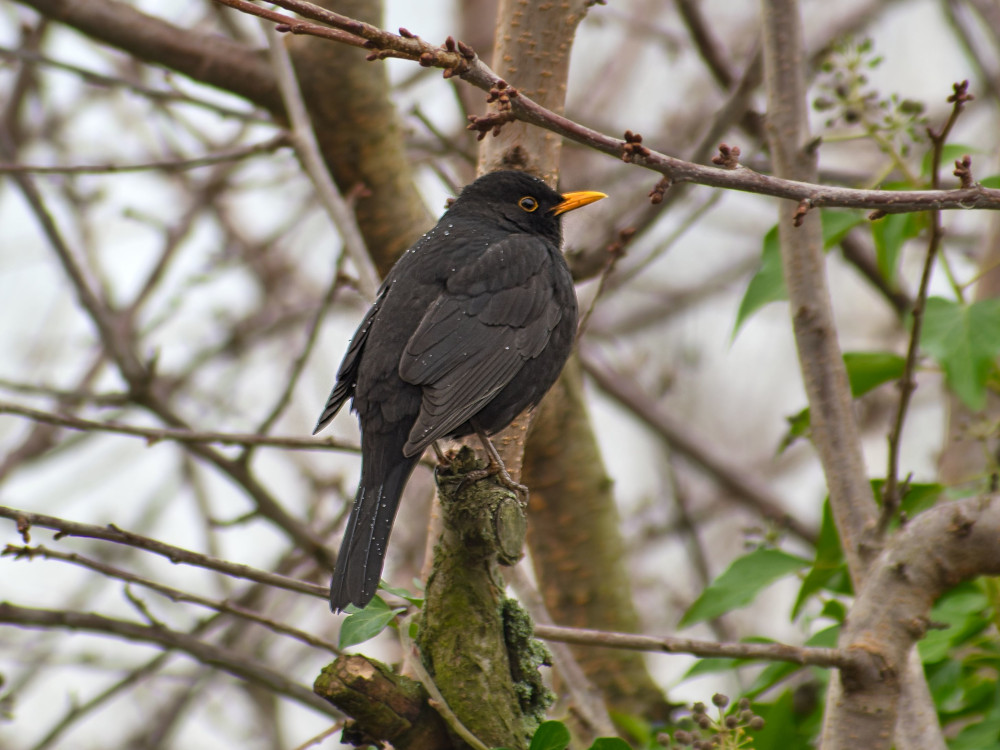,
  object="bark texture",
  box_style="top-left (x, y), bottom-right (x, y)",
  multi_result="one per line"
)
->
top-left (821, 496), bottom-right (1000, 750)
top-left (523, 357), bottom-right (672, 723)
top-left (287, 0), bottom-right (434, 277)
